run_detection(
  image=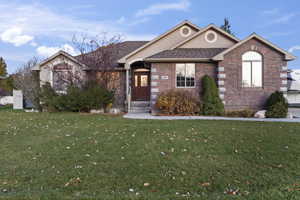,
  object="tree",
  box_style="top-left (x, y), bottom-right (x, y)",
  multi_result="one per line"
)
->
top-left (220, 18), bottom-right (234, 36)
top-left (14, 57), bottom-right (41, 111)
top-left (0, 57), bottom-right (7, 77)
top-left (201, 75), bottom-right (224, 116)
